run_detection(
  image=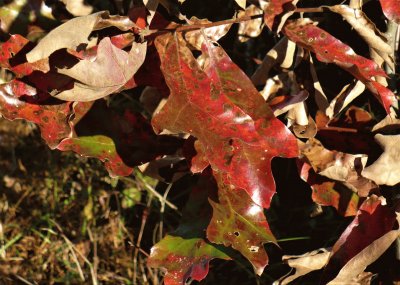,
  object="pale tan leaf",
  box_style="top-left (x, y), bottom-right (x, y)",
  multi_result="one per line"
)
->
top-left (362, 134), bottom-right (400, 186)
top-left (62, 0), bottom-right (93, 16)
top-left (238, 5), bottom-right (263, 42)
top-left (185, 17), bottom-right (232, 50)
top-left (55, 37), bottom-right (146, 101)
top-left (26, 11), bottom-right (135, 63)
top-left (277, 249), bottom-right (331, 285)
top-left (326, 80), bottom-right (366, 119)
top-left (235, 0), bottom-right (246, 9)
top-left (27, 11), bottom-right (104, 62)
